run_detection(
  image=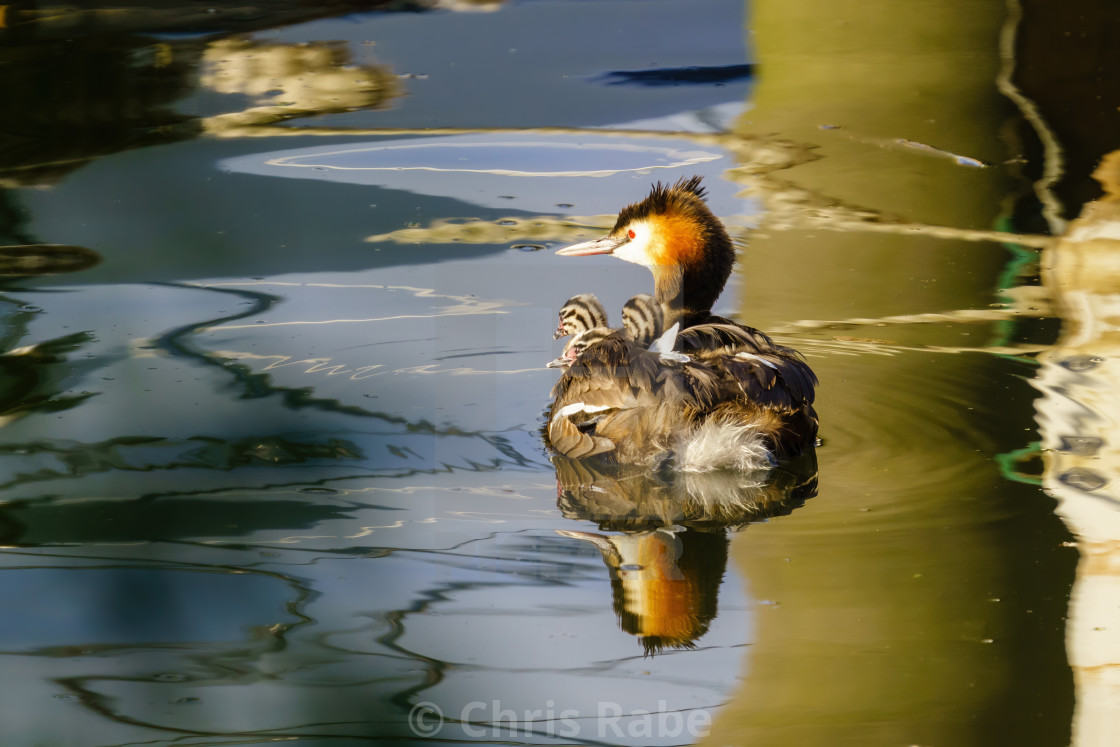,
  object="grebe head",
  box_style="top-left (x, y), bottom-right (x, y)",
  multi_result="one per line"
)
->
top-left (547, 326), bottom-right (613, 368)
top-left (621, 294), bottom-right (663, 348)
top-left (554, 293), bottom-right (608, 340)
top-left (556, 176), bottom-right (734, 325)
